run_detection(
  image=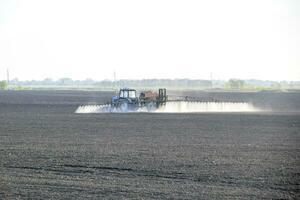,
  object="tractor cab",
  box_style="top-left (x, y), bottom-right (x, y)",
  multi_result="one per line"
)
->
top-left (119, 88), bottom-right (137, 99)
top-left (110, 88), bottom-right (139, 111)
